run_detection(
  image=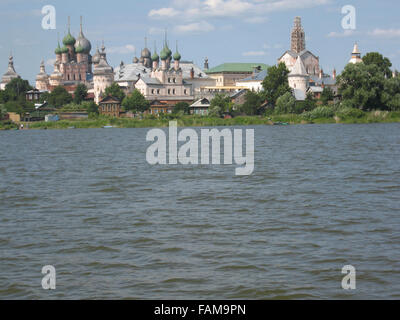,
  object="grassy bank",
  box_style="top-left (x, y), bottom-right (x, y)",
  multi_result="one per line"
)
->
top-left (2, 110), bottom-right (400, 130)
